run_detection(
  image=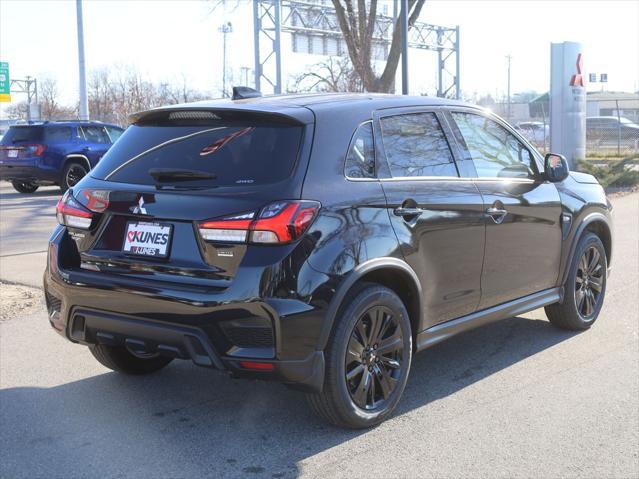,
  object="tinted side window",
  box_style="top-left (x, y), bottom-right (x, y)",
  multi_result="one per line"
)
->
top-left (80, 126), bottom-right (110, 144)
top-left (106, 127), bottom-right (124, 143)
top-left (451, 112), bottom-right (536, 179)
top-left (380, 113), bottom-right (457, 178)
top-left (345, 122), bottom-right (375, 179)
top-left (44, 127), bottom-right (72, 143)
